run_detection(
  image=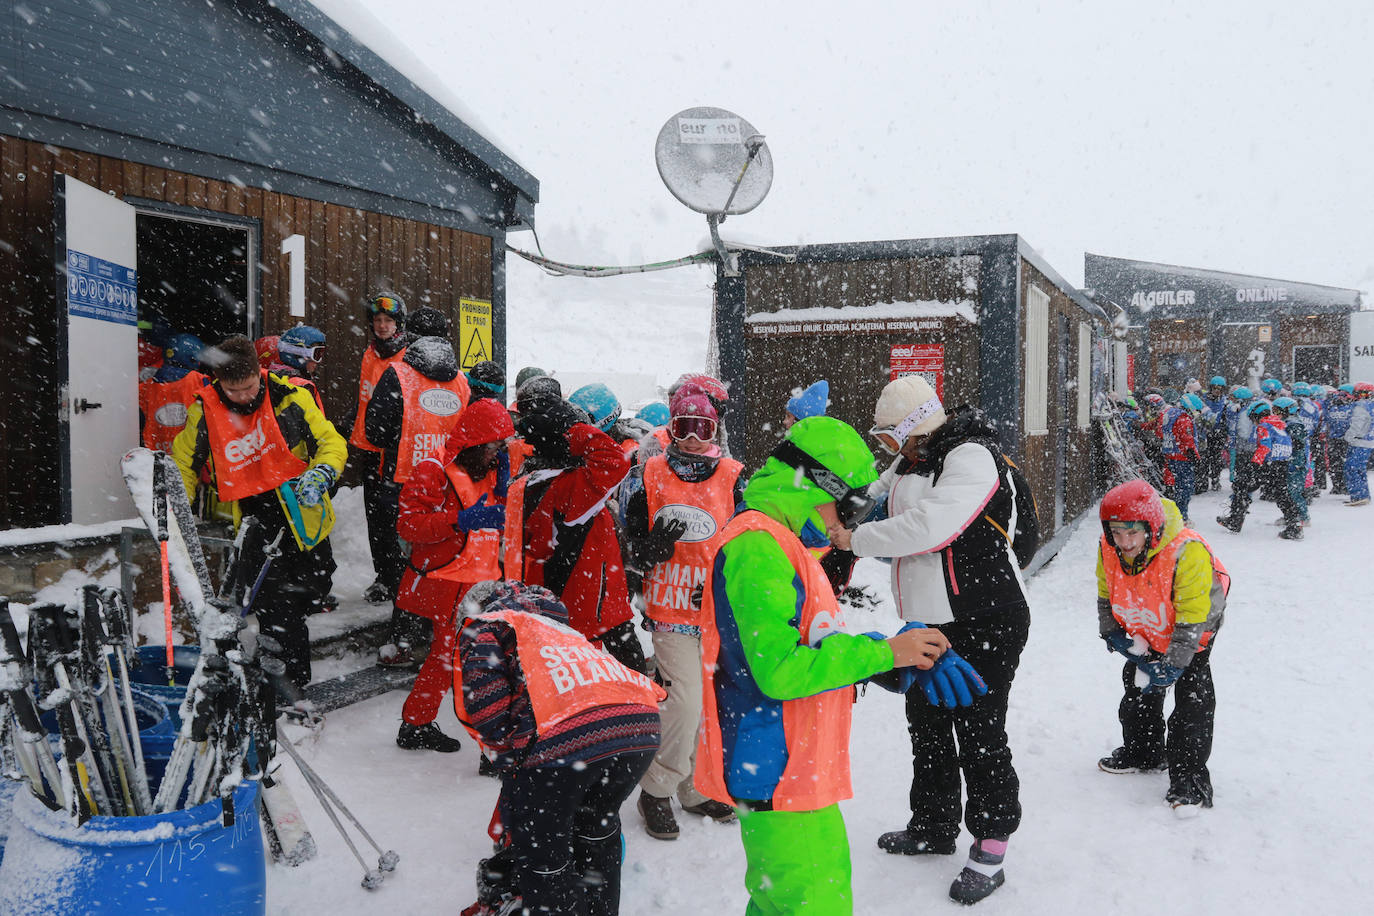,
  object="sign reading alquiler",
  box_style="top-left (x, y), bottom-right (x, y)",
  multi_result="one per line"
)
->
top-left (745, 316), bottom-right (948, 337)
